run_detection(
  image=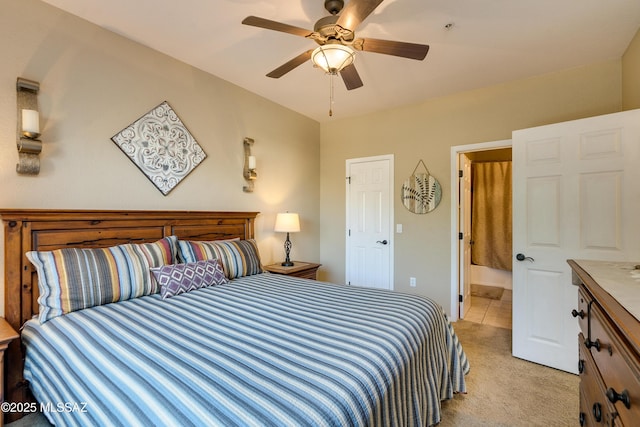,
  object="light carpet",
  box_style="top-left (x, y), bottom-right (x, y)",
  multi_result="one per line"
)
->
top-left (439, 320), bottom-right (579, 426)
